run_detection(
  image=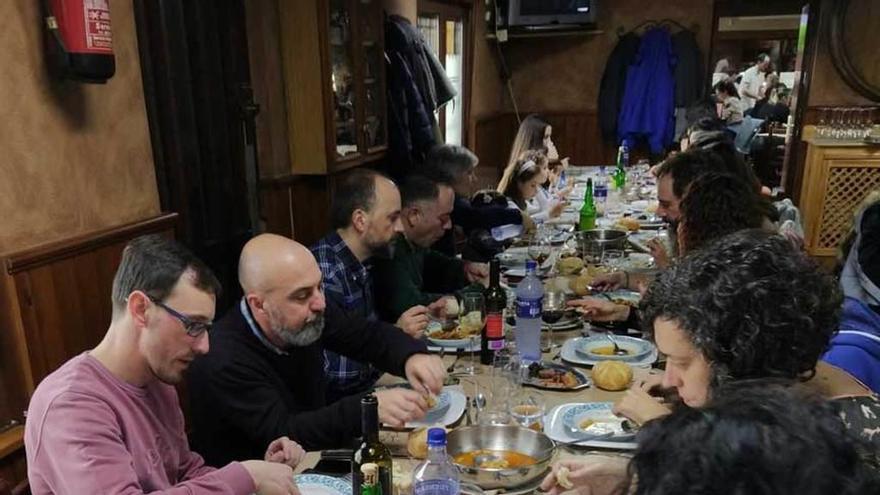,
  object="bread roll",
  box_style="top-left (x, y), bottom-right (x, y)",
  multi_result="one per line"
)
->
top-left (407, 426), bottom-right (447, 459)
top-left (591, 360), bottom-right (633, 391)
top-left (556, 256), bottom-right (585, 275)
